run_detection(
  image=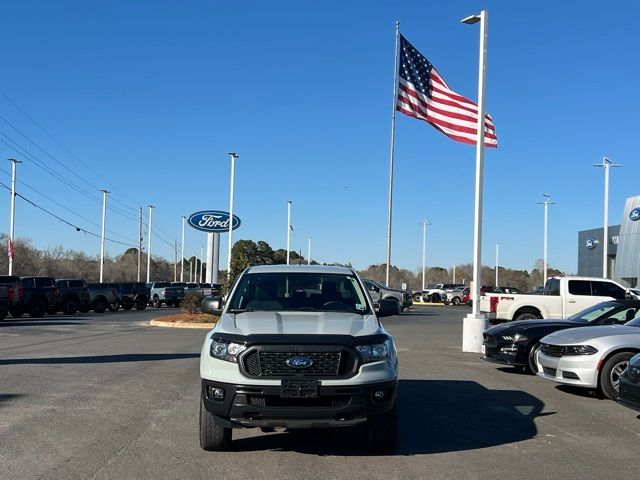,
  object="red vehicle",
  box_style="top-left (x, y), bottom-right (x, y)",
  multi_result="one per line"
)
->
top-left (461, 289), bottom-right (472, 305)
